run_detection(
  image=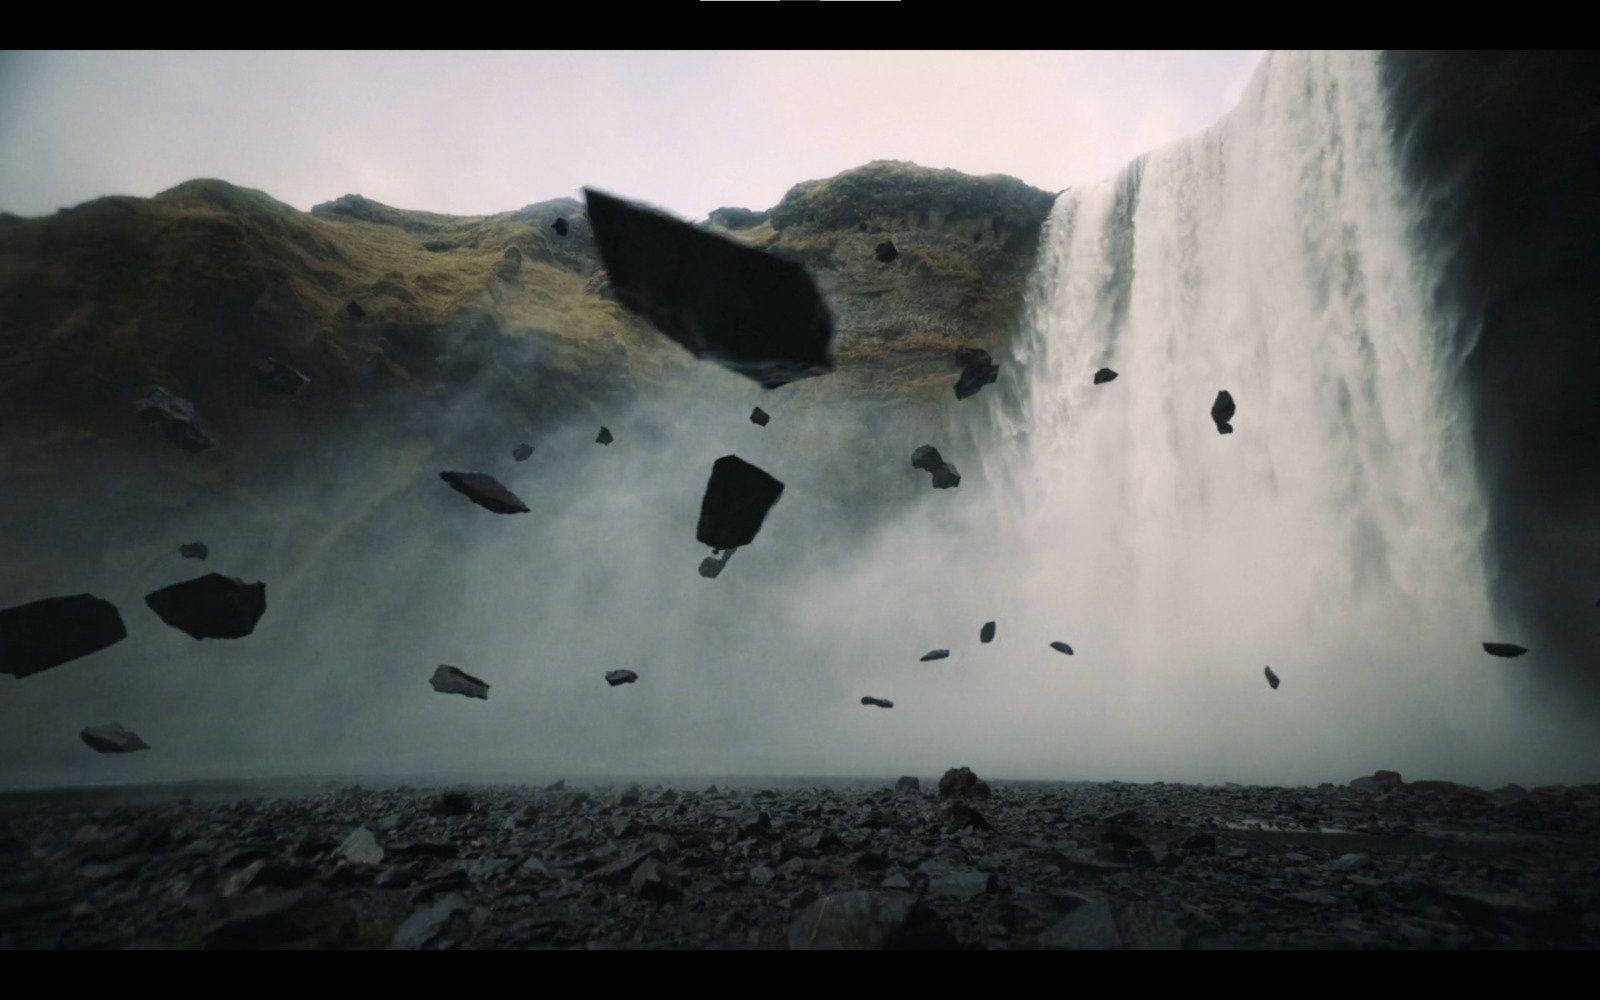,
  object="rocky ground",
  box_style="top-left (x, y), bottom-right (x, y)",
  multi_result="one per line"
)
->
top-left (2, 769), bottom-right (1597, 950)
